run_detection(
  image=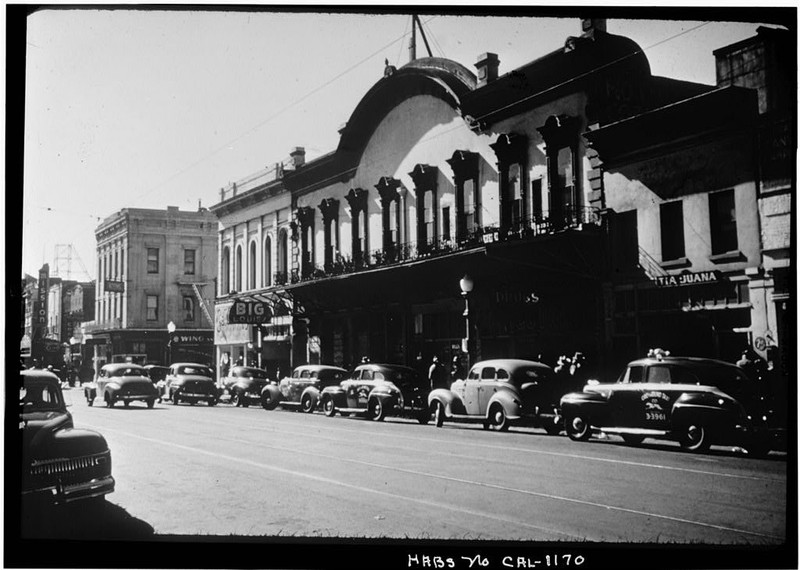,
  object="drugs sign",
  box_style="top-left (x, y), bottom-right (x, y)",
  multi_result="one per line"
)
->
top-left (228, 301), bottom-right (272, 324)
